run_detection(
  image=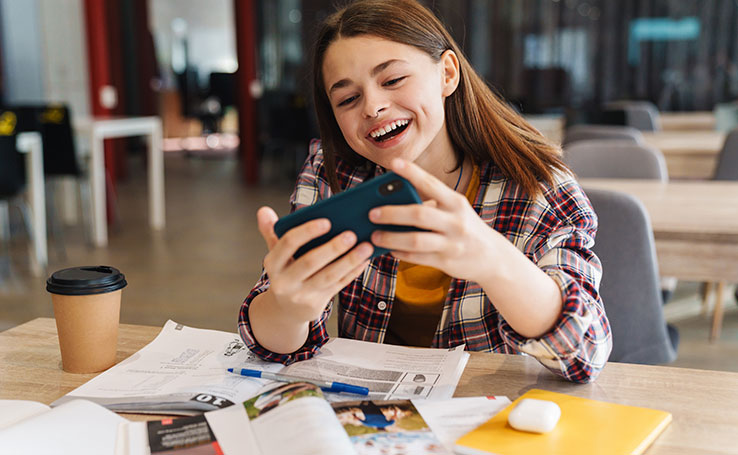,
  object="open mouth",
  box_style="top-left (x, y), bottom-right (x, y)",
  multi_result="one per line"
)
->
top-left (369, 120), bottom-right (410, 143)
